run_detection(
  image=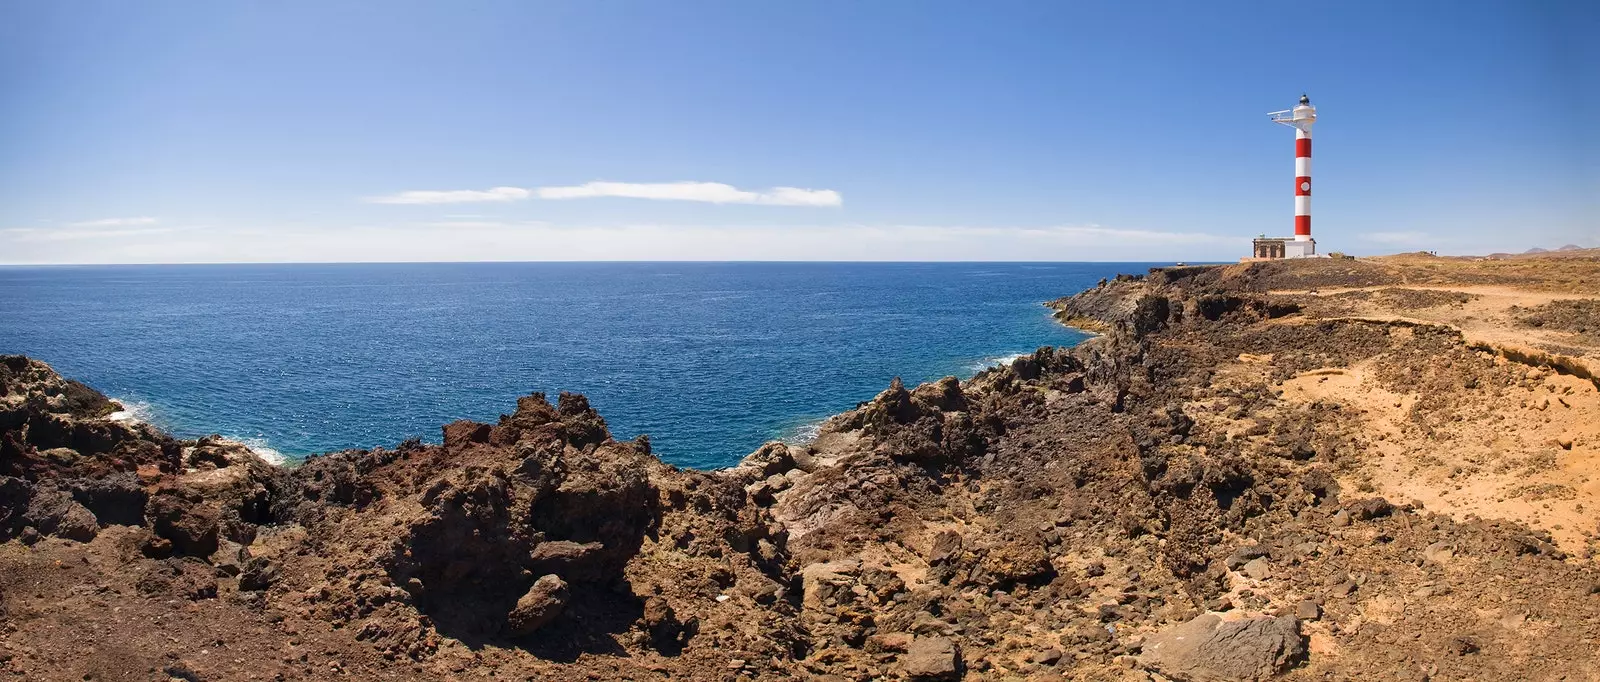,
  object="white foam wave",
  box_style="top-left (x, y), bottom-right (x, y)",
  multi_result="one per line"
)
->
top-left (781, 419), bottom-right (825, 445)
top-left (967, 352), bottom-right (1029, 375)
top-left (234, 437), bottom-right (287, 465)
top-left (107, 397), bottom-right (154, 424)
